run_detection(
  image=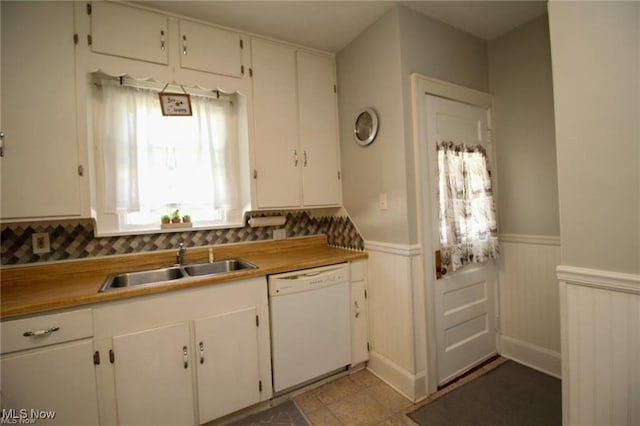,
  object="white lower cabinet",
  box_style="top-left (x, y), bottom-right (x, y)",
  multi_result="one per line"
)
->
top-left (0, 309), bottom-right (99, 426)
top-left (195, 307), bottom-right (260, 423)
top-left (350, 260), bottom-right (369, 365)
top-left (93, 277), bottom-right (271, 426)
top-left (1, 341), bottom-right (100, 425)
top-left (112, 322), bottom-right (195, 426)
